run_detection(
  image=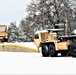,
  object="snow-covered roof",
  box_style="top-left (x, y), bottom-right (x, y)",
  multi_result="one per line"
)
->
top-left (35, 30), bottom-right (48, 34)
top-left (72, 29), bottom-right (76, 34)
top-left (35, 29), bottom-right (64, 34)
